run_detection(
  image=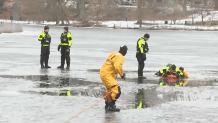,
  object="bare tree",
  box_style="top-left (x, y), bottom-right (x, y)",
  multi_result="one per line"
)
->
top-left (21, 0), bottom-right (73, 25)
top-left (89, 0), bottom-right (108, 24)
top-left (20, 0), bottom-right (46, 23)
top-left (183, 0), bottom-right (187, 12)
top-left (57, 0), bottom-right (70, 24)
top-left (77, 0), bottom-right (85, 22)
top-left (199, 7), bottom-right (211, 25)
top-left (191, 9), bottom-right (200, 25)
